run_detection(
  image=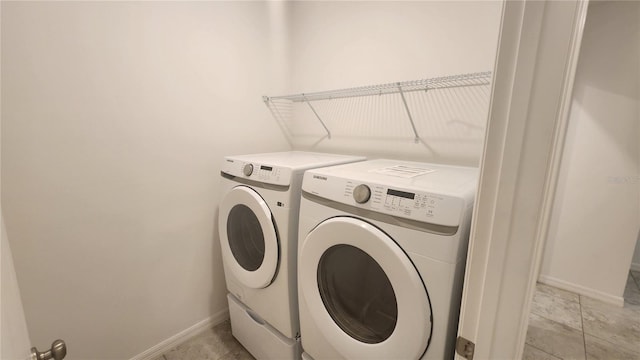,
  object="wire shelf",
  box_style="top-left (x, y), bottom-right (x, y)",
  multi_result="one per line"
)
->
top-left (263, 71), bottom-right (492, 143)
